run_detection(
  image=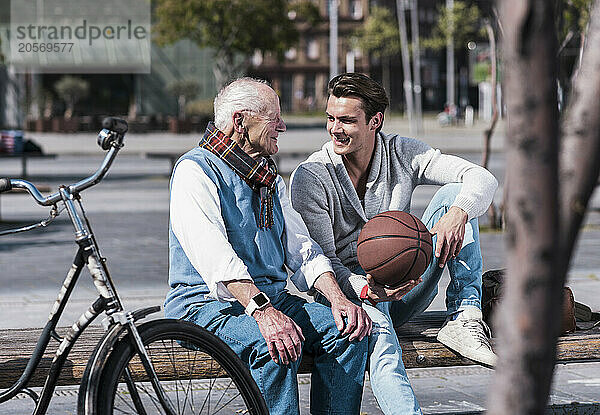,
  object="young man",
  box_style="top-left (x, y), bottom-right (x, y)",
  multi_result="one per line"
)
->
top-left (290, 73), bottom-right (498, 414)
top-left (165, 77), bottom-right (371, 414)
